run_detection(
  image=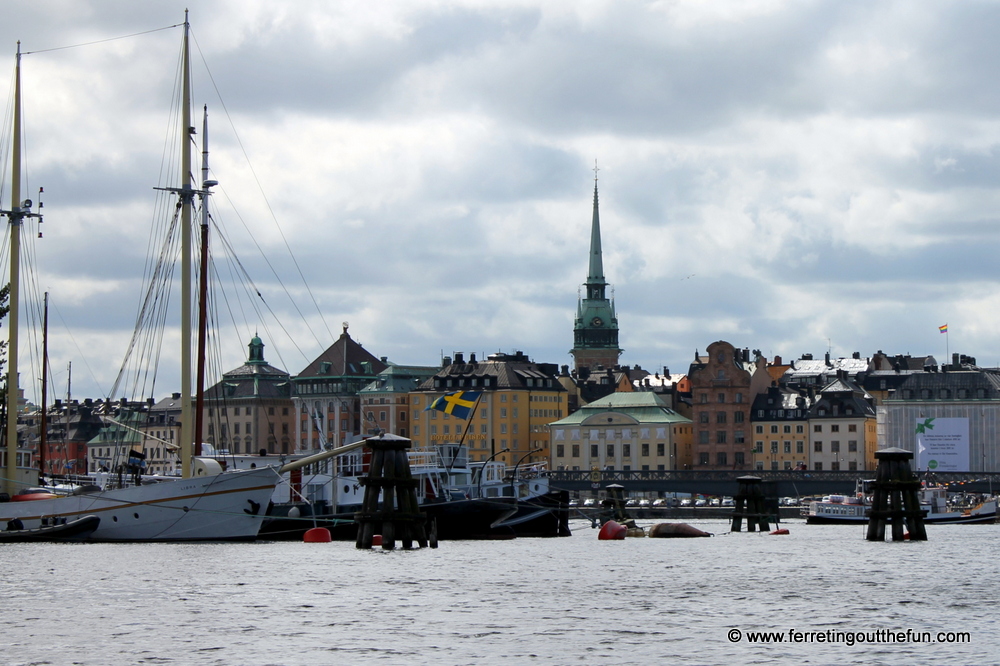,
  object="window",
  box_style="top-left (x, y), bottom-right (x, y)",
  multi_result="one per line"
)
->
top-left (572, 444), bottom-right (580, 457)
top-left (500, 408), bottom-right (507, 418)
top-left (234, 407), bottom-right (240, 416)
top-left (735, 431), bottom-right (745, 444)
top-left (734, 411), bottom-right (744, 423)
top-left (814, 441), bottom-right (823, 452)
top-left (734, 452), bottom-right (745, 465)
top-left (849, 461), bottom-right (858, 471)
top-left (831, 424), bottom-right (840, 433)
top-left (736, 393), bottom-right (744, 403)
top-left (700, 412), bottom-right (710, 424)
top-left (770, 441), bottom-right (778, 454)
top-left (700, 394), bottom-right (709, 404)
top-left (848, 440), bottom-right (858, 452)
top-left (718, 393), bottom-right (725, 403)
top-left (717, 452), bottom-right (728, 466)
top-left (814, 425), bottom-right (822, 433)
top-left (606, 444), bottom-right (614, 457)
top-left (831, 441), bottom-right (840, 453)
top-left (784, 441), bottom-right (791, 453)
top-left (770, 425), bottom-right (778, 434)
top-left (591, 444), bottom-right (599, 458)
top-left (848, 424), bottom-right (857, 432)
top-left (699, 431), bottom-right (709, 444)
top-left (783, 425), bottom-right (791, 434)
top-left (754, 442), bottom-right (763, 453)
top-left (796, 425), bottom-right (804, 434)
top-left (796, 441), bottom-right (804, 454)
top-left (771, 461), bottom-right (779, 470)
top-left (755, 425), bottom-right (764, 434)
top-left (641, 443), bottom-right (649, 457)
top-left (716, 412), bottom-right (727, 424)
top-left (699, 452), bottom-right (710, 465)
top-left (556, 445), bottom-right (564, 457)
top-left (814, 462), bottom-right (823, 470)
top-left (831, 461), bottom-right (841, 471)
top-left (716, 431), bottom-right (727, 444)
top-left (623, 444), bottom-right (631, 457)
